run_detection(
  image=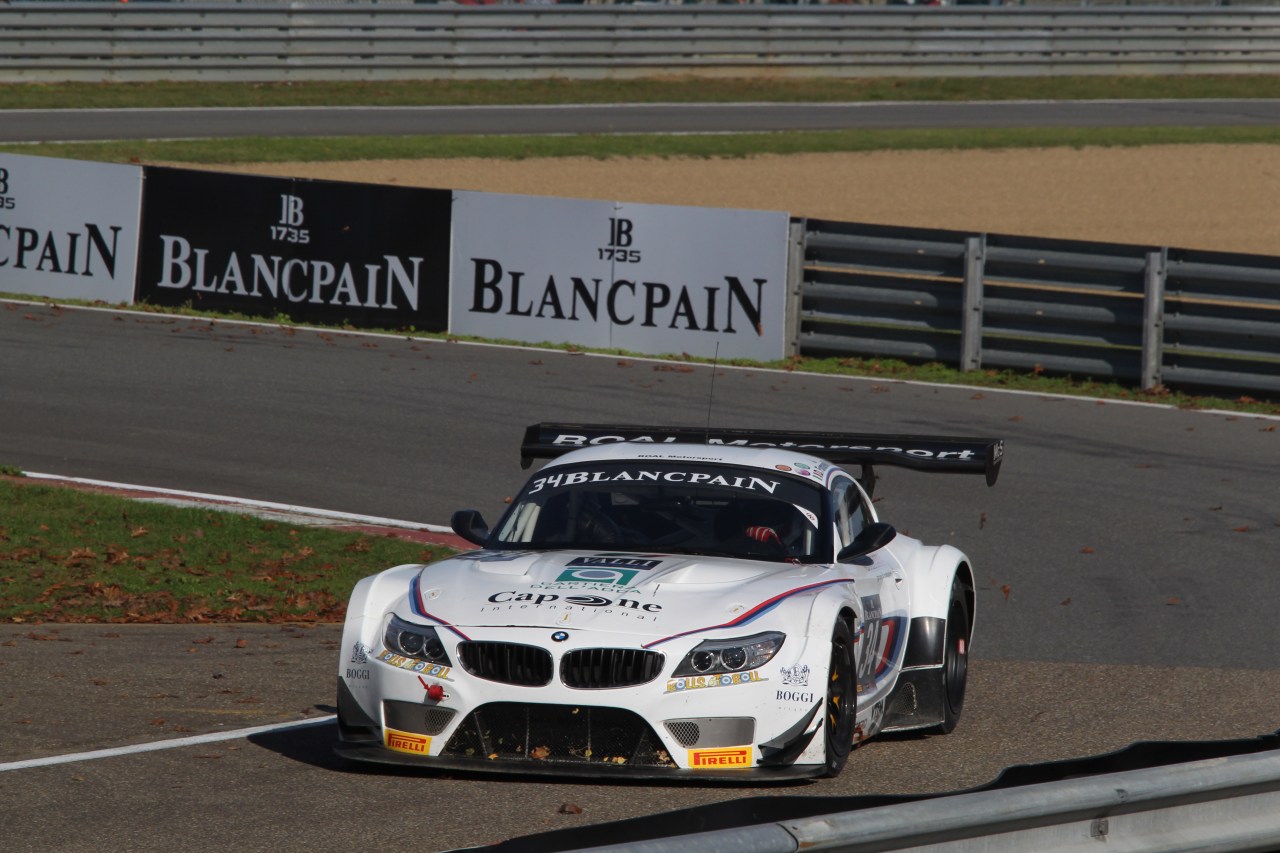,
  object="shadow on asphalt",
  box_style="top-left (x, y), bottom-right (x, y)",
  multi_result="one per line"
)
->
top-left (248, 717), bottom-right (348, 773)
